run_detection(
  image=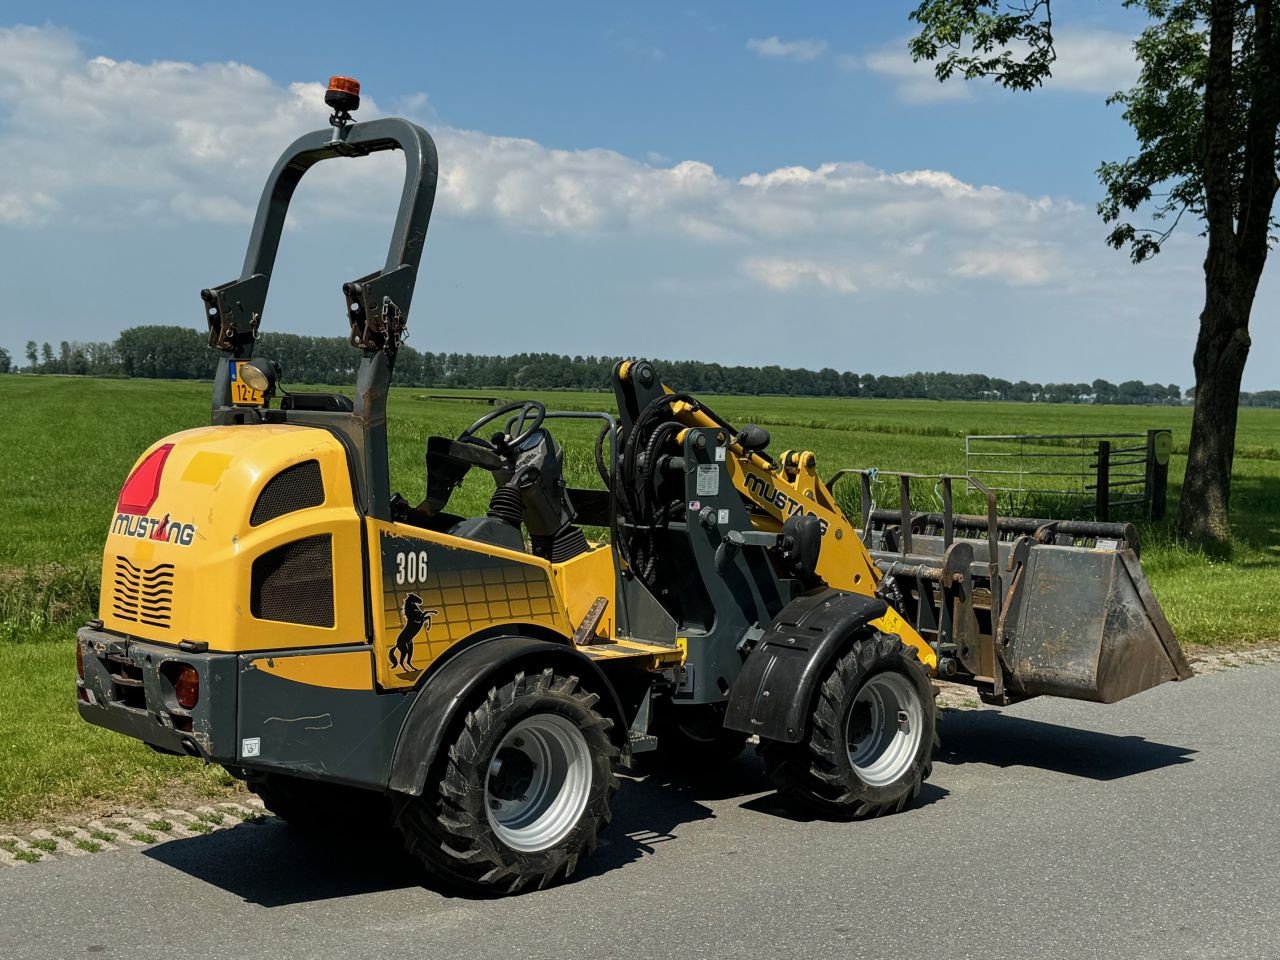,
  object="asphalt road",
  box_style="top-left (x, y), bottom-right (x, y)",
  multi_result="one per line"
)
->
top-left (3, 662), bottom-right (1277, 960)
